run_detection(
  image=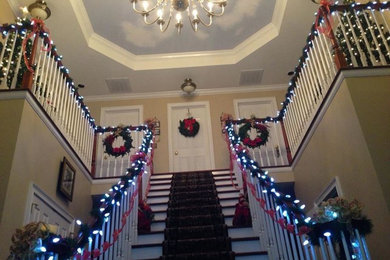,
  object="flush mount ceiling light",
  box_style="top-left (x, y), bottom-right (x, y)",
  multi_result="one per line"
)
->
top-left (181, 78), bottom-right (197, 94)
top-left (27, 0), bottom-right (51, 20)
top-left (130, 0), bottom-right (227, 33)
